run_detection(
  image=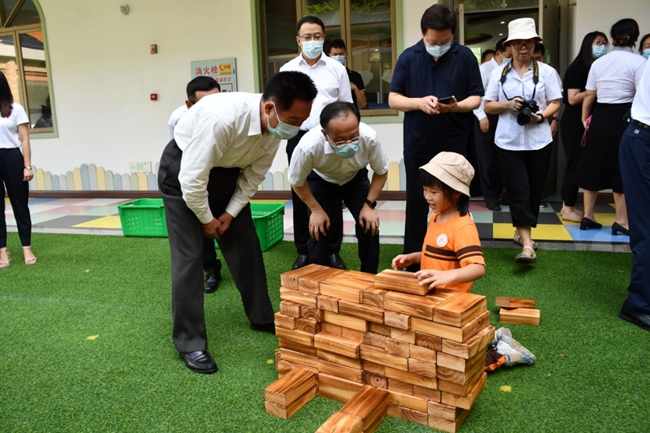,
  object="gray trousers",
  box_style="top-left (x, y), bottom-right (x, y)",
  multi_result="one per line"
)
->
top-left (158, 140), bottom-right (274, 353)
